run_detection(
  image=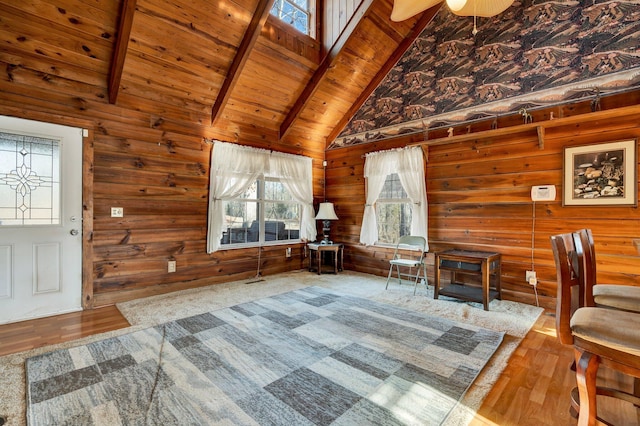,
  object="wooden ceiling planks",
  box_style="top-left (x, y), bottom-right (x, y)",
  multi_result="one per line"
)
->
top-left (0, 0), bottom-right (436, 154)
top-left (261, 18), bottom-right (321, 64)
top-left (122, 0), bottom-right (240, 113)
top-left (0, 3), bottom-right (114, 75)
top-left (279, 0), bottom-right (376, 139)
top-left (223, 48), bottom-right (316, 129)
top-left (210, 0), bottom-right (276, 125)
top-left (0, 0), bottom-right (119, 39)
top-left (326, 4), bottom-right (441, 142)
top-left (280, 0), bottom-right (433, 149)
